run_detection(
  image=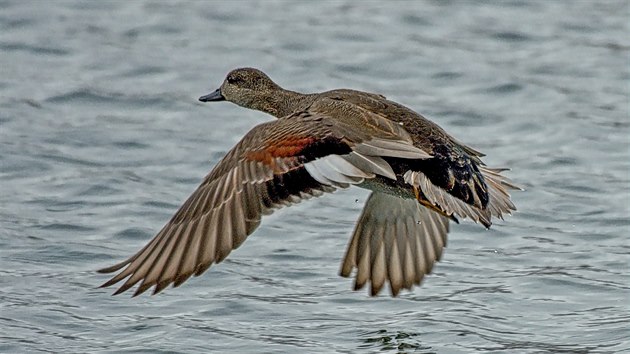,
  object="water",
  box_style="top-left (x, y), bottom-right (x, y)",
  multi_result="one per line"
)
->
top-left (1, 1), bottom-right (629, 352)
